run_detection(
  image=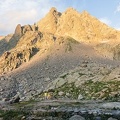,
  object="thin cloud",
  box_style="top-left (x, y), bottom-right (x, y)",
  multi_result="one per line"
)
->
top-left (114, 26), bottom-right (120, 31)
top-left (99, 18), bottom-right (111, 25)
top-left (0, 9), bottom-right (38, 34)
top-left (115, 3), bottom-right (120, 13)
top-left (0, 0), bottom-right (55, 35)
top-left (116, 28), bottom-right (120, 30)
